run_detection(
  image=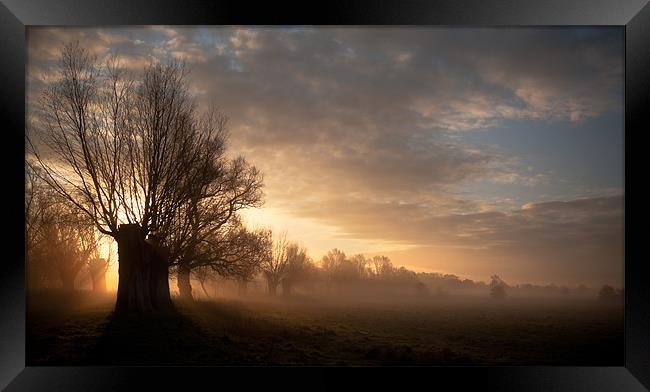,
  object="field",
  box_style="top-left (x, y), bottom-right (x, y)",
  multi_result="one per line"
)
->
top-left (26, 290), bottom-right (623, 366)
